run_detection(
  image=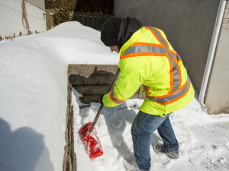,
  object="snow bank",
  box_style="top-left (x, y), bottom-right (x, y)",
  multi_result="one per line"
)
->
top-left (0, 21), bottom-right (118, 171)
